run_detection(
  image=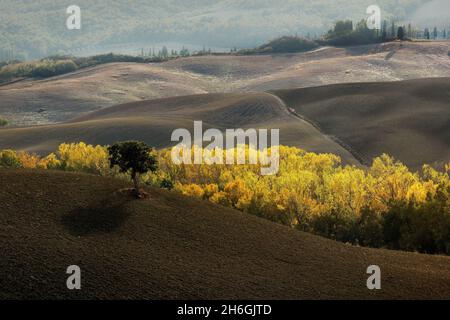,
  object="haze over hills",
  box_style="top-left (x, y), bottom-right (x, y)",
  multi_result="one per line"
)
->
top-left (0, 0), bottom-right (438, 59)
top-left (1, 41), bottom-right (449, 127)
top-left (1, 169), bottom-right (449, 299)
